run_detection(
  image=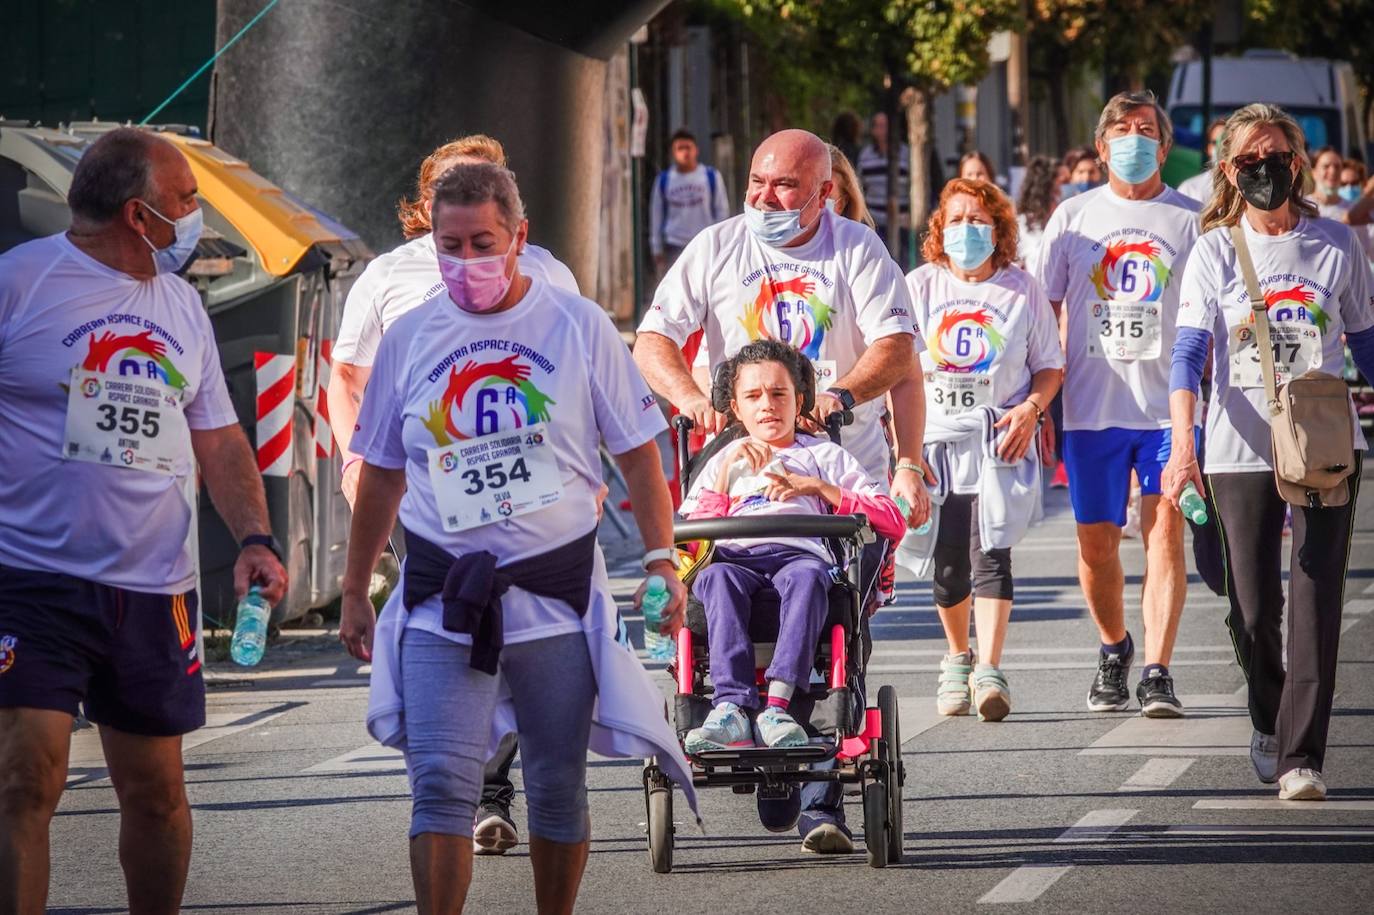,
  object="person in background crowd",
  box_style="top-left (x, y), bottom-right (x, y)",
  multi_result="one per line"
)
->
top-left (0, 128), bottom-right (288, 913)
top-left (1033, 91), bottom-right (1201, 719)
top-left (1340, 158), bottom-right (1367, 202)
top-left (959, 150), bottom-right (996, 186)
top-left (1178, 117), bottom-right (1228, 204)
top-left (650, 128), bottom-right (731, 278)
top-left (1310, 146), bottom-right (1374, 260)
top-left (858, 112), bottom-right (913, 264)
top-left (828, 143), bottom-right (876, 230)
top-left (1015, 155), bottom-right (1061, 268)
top-left (1165, 102), bottom-right (1374, 802)
top-left (830, 111), bottom-right (863, 170)
top-left (1060, 146), bottom-right (1103, 199)
top-left (327, 134), bottom-right (581, 859)
top-left (902, 177), bottom-right (1063, 723)
top-left (339, 163), bottom-right (695, 913)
